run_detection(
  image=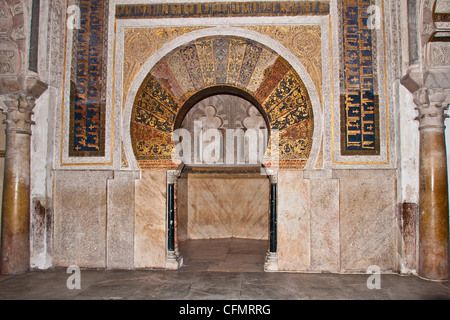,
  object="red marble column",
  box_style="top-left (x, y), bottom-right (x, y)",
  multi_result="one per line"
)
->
top-left (1, 94), bottom-right (36, 274)
top-left (414, 88), bottom-right (449, 280)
